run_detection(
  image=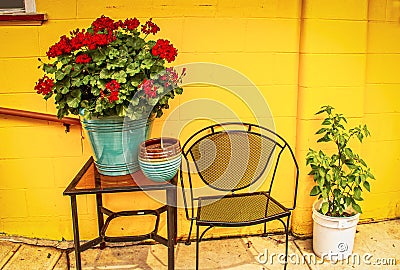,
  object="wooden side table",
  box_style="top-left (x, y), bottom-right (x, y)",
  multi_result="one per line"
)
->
top-left (63, 157), bottom-right (177, 270)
